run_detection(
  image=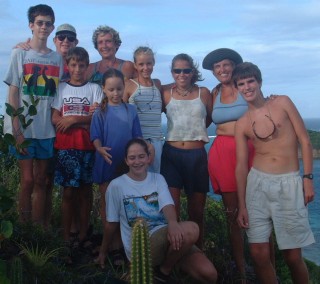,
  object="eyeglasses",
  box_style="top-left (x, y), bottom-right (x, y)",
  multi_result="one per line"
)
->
top-left (34, 20), bottom-right (53, 28)
top-left (172, 68), bottom-right (193, 74)
top-left (57, 34), bottom-right (76, 42)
